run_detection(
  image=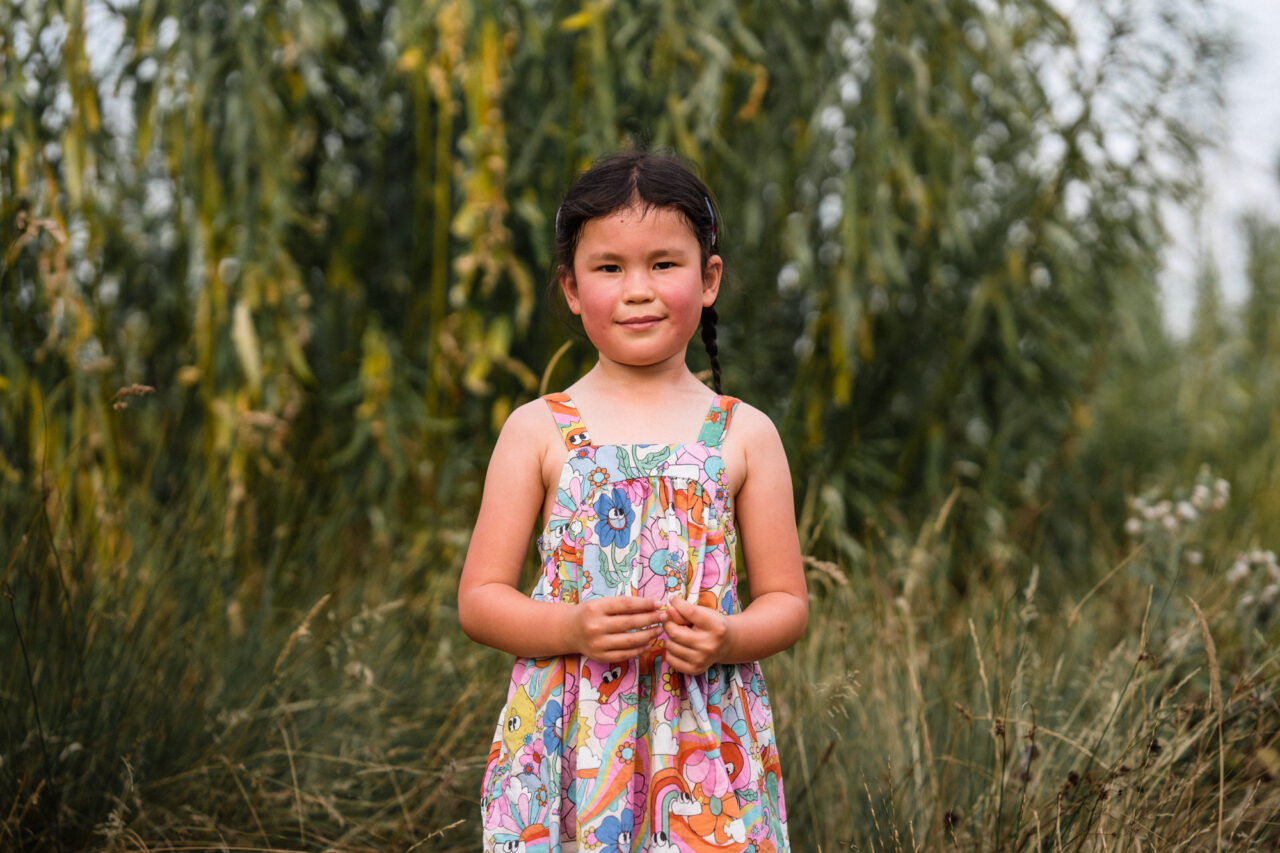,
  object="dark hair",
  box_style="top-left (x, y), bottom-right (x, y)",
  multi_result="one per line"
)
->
top-left (555, 151), bottom-right (725, 393)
